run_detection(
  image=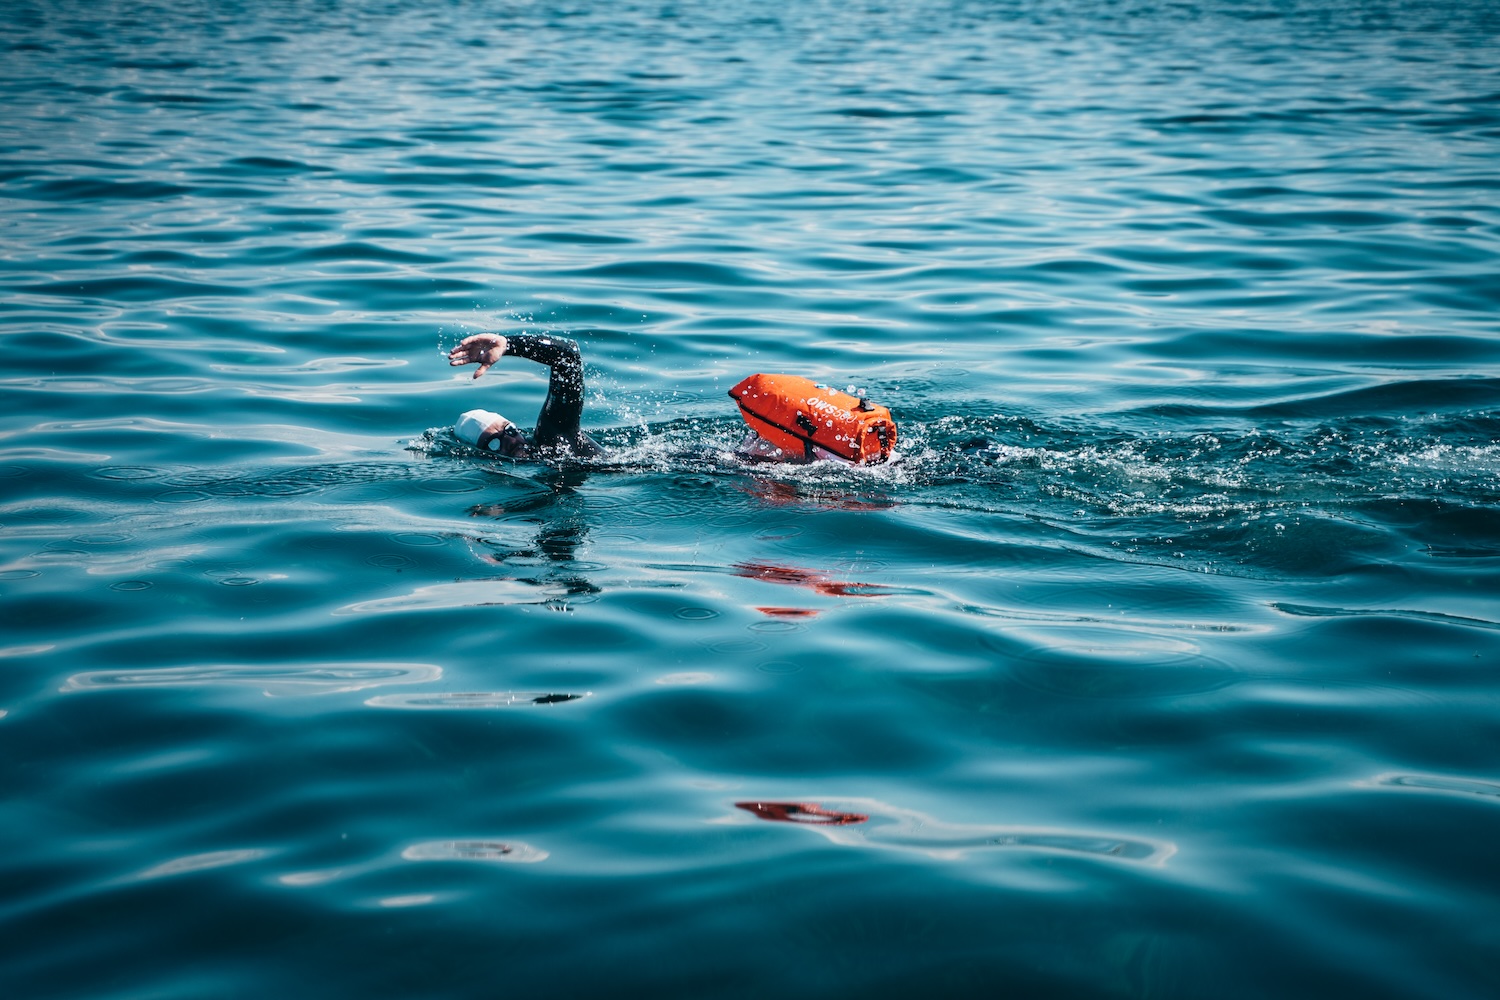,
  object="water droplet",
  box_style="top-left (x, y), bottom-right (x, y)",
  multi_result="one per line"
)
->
top-left (393, 532), bottom-right (446, 547)
top-left (756, 660), bottom-right (802, 674)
